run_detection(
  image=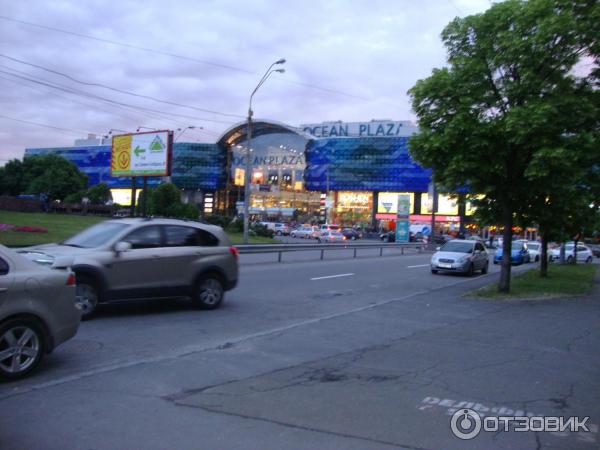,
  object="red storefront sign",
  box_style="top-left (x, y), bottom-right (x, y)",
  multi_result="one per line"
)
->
top-left (375, 213), bottom-right (460, 222)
